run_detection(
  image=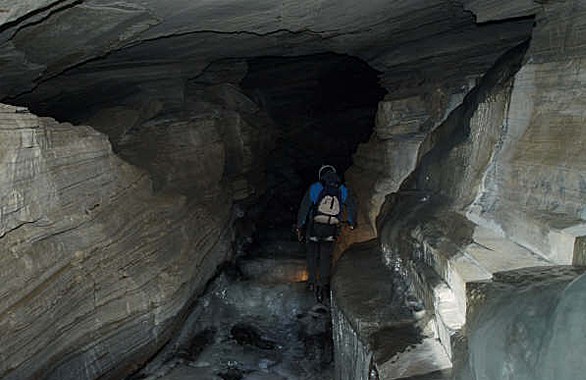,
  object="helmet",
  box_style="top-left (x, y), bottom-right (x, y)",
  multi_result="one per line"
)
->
top-left (318, 165), bottom-right (336, 181)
